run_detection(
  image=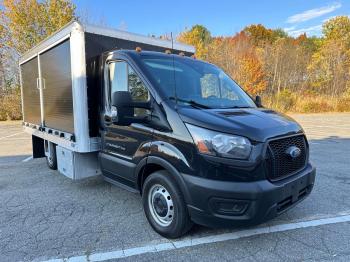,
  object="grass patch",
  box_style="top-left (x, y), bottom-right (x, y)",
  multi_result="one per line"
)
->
top-left (264, 93), bottom-right (349, 113)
